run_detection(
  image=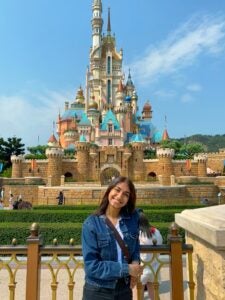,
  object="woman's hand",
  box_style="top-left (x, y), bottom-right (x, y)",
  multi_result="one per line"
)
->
top-left (128, 263), bottom-right (143, 277)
